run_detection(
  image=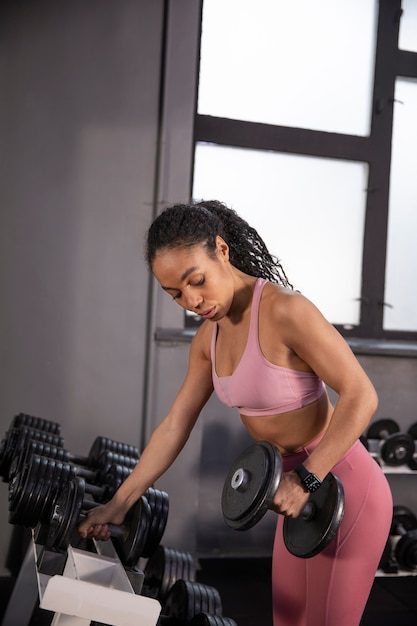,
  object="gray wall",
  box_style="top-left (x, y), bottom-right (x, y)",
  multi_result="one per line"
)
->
top-left (1, 0), bottom-right (416, 578)
top-left (0, 0), bottom-right (165, 573)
